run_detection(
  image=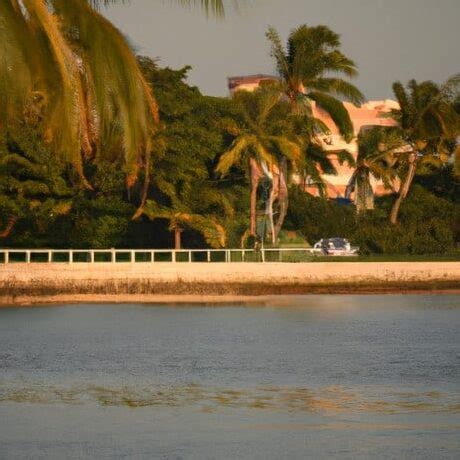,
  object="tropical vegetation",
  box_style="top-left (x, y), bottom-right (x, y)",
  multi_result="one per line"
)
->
top-left (0, 2), bottom-right (459, 255)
